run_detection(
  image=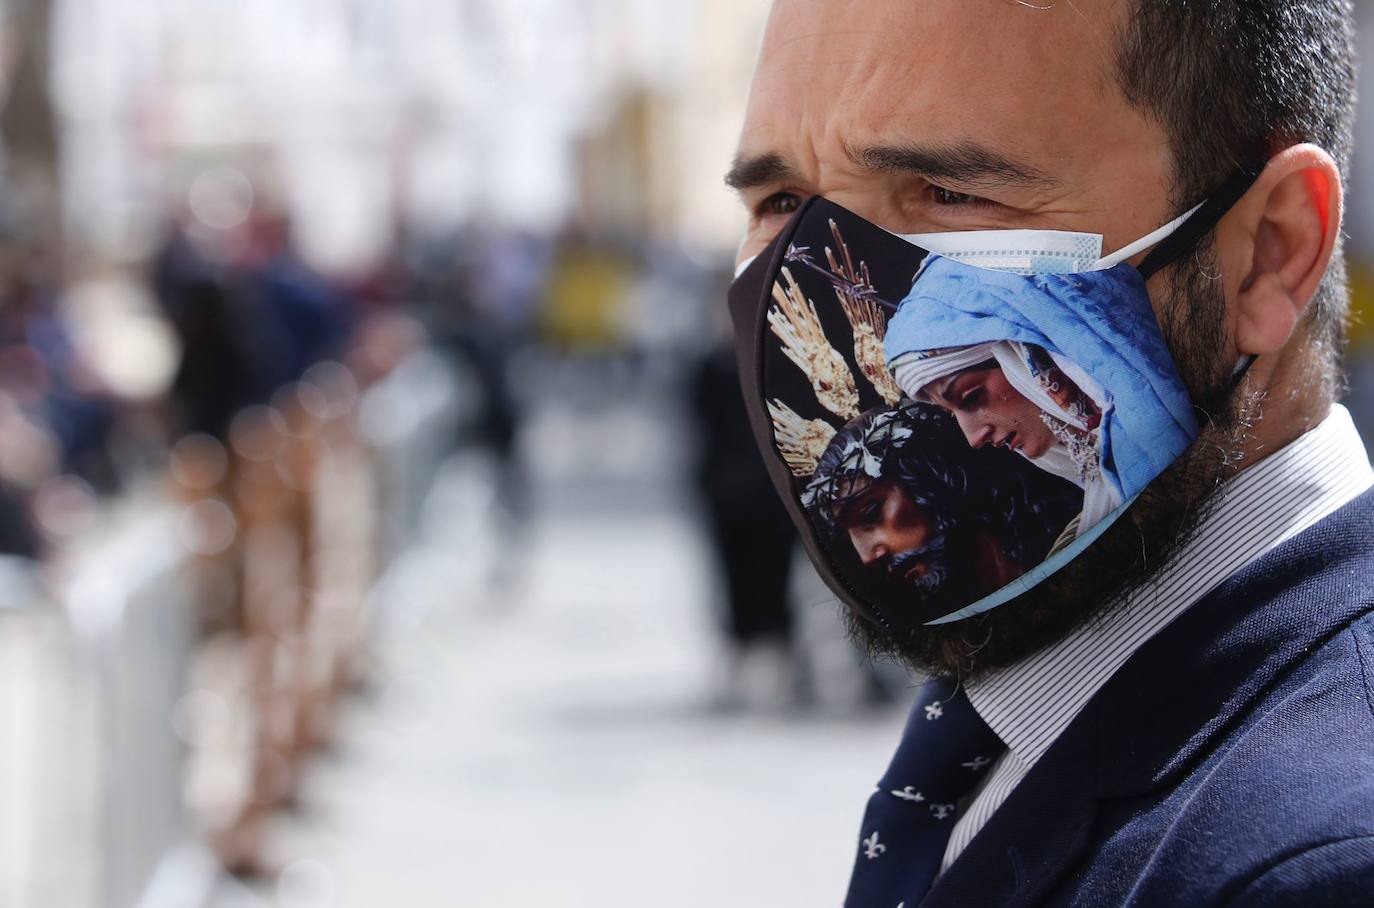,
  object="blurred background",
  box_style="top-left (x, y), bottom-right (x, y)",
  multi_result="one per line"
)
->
top-left (0, 2), bottom-right (1372, 907)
